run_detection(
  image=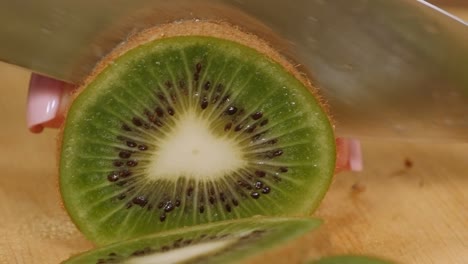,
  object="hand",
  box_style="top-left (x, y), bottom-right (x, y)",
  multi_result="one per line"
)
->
top-left (27, 73), bottom-right (362, 172)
